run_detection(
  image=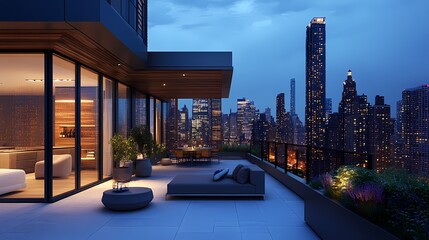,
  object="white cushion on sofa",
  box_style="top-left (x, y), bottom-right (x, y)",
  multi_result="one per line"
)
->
top-left (0, 169), bottom-right (26, 195)
top-left (213, 168), bottom-right (229, 181)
